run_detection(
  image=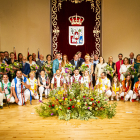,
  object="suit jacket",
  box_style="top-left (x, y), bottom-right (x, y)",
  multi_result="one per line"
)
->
top-left (53, 59), bottom-right (59, 74)
top-left (79, 58), bottom-right (84, 64)
top-left (70, 59), bottom-right (82, 69)
top-left (21, 63), bottom-right (30, 76)
top-left (129, 58), bottom-right (136, 64)
top-left (36, 60), bottom-right (44, 77)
